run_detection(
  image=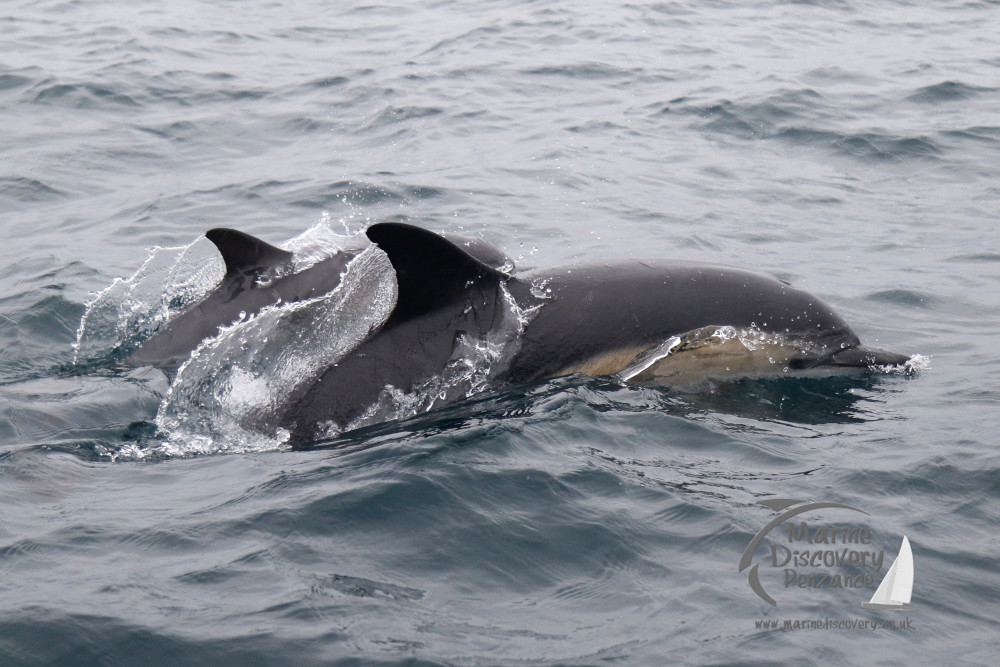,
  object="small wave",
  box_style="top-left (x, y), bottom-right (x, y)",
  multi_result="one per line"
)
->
top-left (660, 90), bottom-right (827, 140)
top-left (566, 120), bottom-right (629, 134)
top-left (802, 66), bottom-right (879, 84)
top-left (210, 87), bottom-right (270, 102)
top-left (404, 184), bottom-right (446, 199)
top-left (0, 177), bottom-right (67, 203)
top-left (31, 82), bottom-right (140, 110)
top-left (774, 127), bottom-right (841, 146)
top-left (521, 63), bottom-right (639, 80)
top-left (778, 127), bottom-right (943, 163)
top-left (0, 292), bottom-right (86, 383)
top-left (135, 120), bottom-right (199, 142)
top-left (421, 25), bottom-right (502, 56)
top-left (0, 368), bottom-right (167, 450)
top-left (288, 180), bottom-right (407, 209)
top-left (941, 127), bottom-right (1000, 145)
top-left (366, 105), bottom-right (444, 129)
top-left (0, 73), bottom-right (34, 92)
top-left (279, 116), bottom-right (328, 133)
top-left (661, 95), bottom-right (945, 163)
top-left (907, 80), bottom-right (995, 104)
top-left (947, 252), bottom-right (1000, 263)
top-left (864, 289), bottom-right (941, 309)
top-left (302, 75), bottom-right (349, 90)
top-left (686, 101), bottom-right (768, 139)
top-left (833, 133), bottom-right (941, 162)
